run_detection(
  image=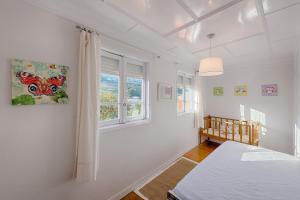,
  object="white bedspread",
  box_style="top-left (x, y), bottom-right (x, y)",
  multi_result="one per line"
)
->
top-left (173, 141), bottom-right (300, 200)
